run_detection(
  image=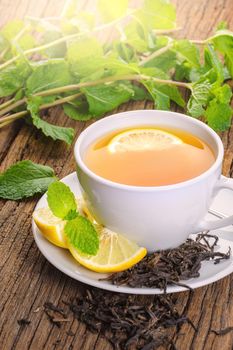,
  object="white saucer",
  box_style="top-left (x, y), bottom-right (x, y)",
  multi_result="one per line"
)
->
top-left (32, 172), bottom-right (233, 295)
